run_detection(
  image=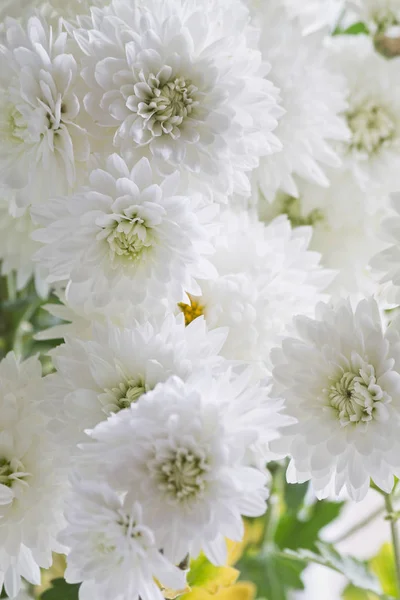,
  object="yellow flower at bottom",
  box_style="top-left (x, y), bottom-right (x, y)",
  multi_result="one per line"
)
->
top-left (181, 582), bottom-right (256, 600)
